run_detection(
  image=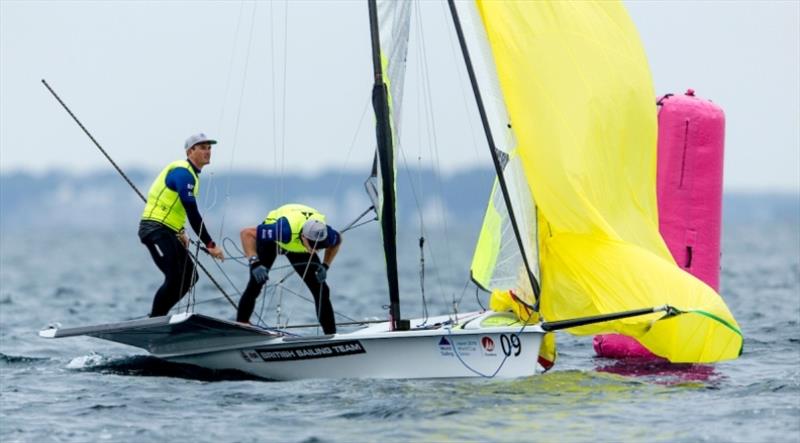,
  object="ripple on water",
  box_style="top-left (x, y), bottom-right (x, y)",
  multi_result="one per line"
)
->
top-left (0, 352), bottom-right (50, 366)
top-left (65, 354), bottom-right (264, 382)
top-left (1, 224), bottom-right (798, 443)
